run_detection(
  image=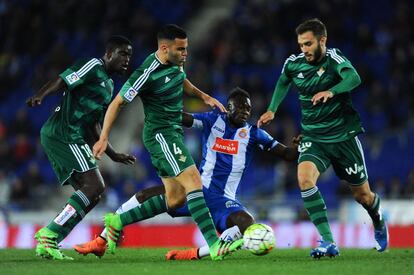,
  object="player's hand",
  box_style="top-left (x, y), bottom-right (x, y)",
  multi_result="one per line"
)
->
top-left (204, 96), bottom-right (227, 113)
top-left (26, 95), bottom-right (43, 107)
top-left (93, 139), bottom-right (108, 160)
top-left (110, 153), bottom-right (136, 165)
top-left (311, 91), bottom-right (333, 105)
top-left (257, 111), bottom-right (275, 127)
top-left (292, 134), bottom-right (303, 147)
